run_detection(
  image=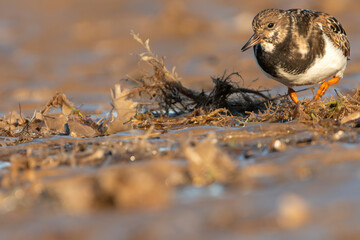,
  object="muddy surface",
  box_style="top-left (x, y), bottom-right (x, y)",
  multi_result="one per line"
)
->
top-left (0, 0), bottom-right (360, 240)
